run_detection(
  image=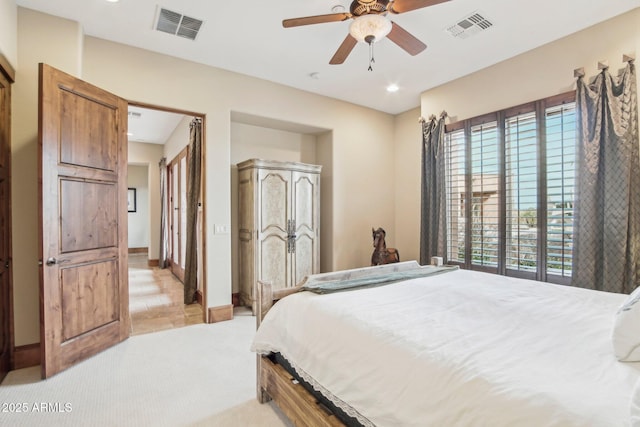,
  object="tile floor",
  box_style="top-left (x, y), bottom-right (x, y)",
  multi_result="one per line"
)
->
top-left (128, 253), bottom-right (204, 335)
